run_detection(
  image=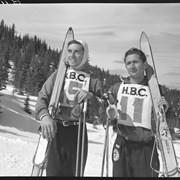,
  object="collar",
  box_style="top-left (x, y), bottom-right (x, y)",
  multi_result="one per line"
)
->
top-left (121, 76), bottom-right (148, 86)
